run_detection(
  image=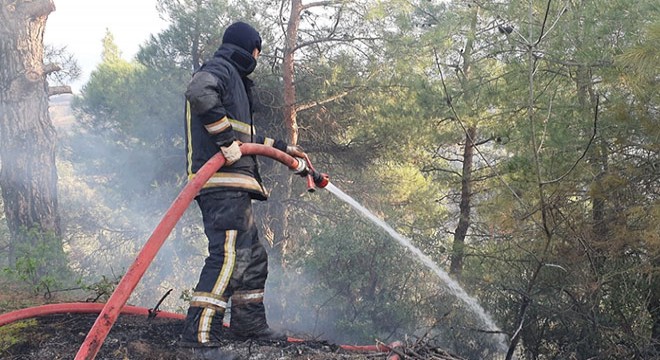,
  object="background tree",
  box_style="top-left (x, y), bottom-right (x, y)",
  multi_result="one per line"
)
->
top-left (0, 0), bottom-right (69, 284)
top-left (252, 0), bottom-right (390, 256)
top-left (615, 21), bottom-right (660, 350)
top-left (455, 1), bottom-right (660, 358)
